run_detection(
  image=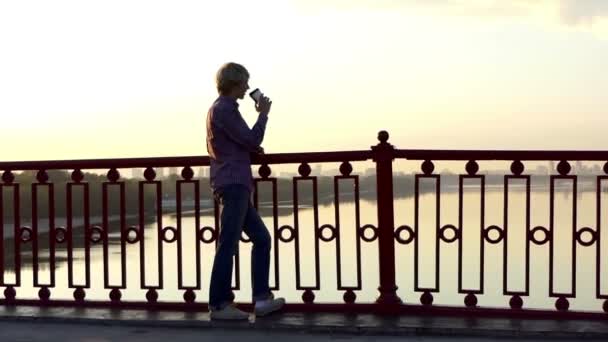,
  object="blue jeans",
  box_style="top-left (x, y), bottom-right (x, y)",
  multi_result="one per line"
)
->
top-left (209, 184), bottom-right (272, 310)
